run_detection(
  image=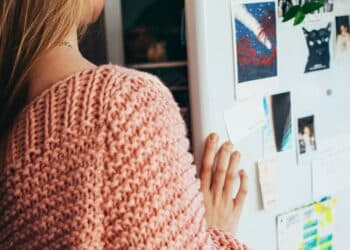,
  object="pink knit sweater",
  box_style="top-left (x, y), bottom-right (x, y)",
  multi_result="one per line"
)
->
top-left (0, 65), bottom-right (247, 249)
